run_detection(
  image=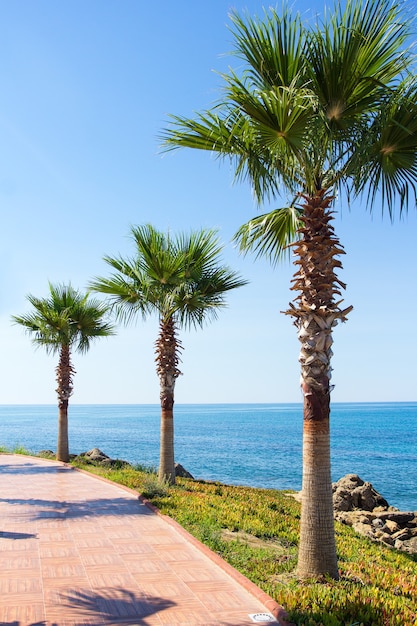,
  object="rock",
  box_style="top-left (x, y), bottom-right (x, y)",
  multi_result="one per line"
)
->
top-left (379, 533), bottom-right (395, 547)
top-left (384, 520), bottom-right (400, 533)
top-left (392, 528), bottom-right (411, 541)
top-left (175, 463), bottom-right (194, 479)
top-left (372, 518), bottom-right (385, 529)
top-left (399, 537), bottom-right (417, 554)
top-left (38, 450), bottom-right (55, 458)
top-left (352, 521), bottom-right (375, 539)
top-left (333, 474), bottom-right (389, 512)
top-left (76, 449), bottom-right (131, 469)
top-left (101, 458), bottom-right (131, 469)
top-left (376, 511), bottom-right (415, 524)
top-left (333, 487), bottom-right (353, 512)
top-left (333, 474), bottom-right (417, 554)
top-left (83, 448), bottom-right (110, 462)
